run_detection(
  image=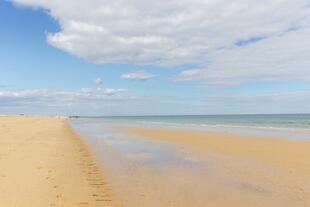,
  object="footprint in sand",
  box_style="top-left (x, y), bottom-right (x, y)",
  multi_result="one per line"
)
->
top-left (0, 153), bottom-right (8, 161)
top-left (77, 202), bottom-right (89, 206)
top-left (95, 199), bottom-right (112, 202)
top-left (56, 193), bottom-right (63, 201)
top-left (46, 175), bottom-right (55, 181)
